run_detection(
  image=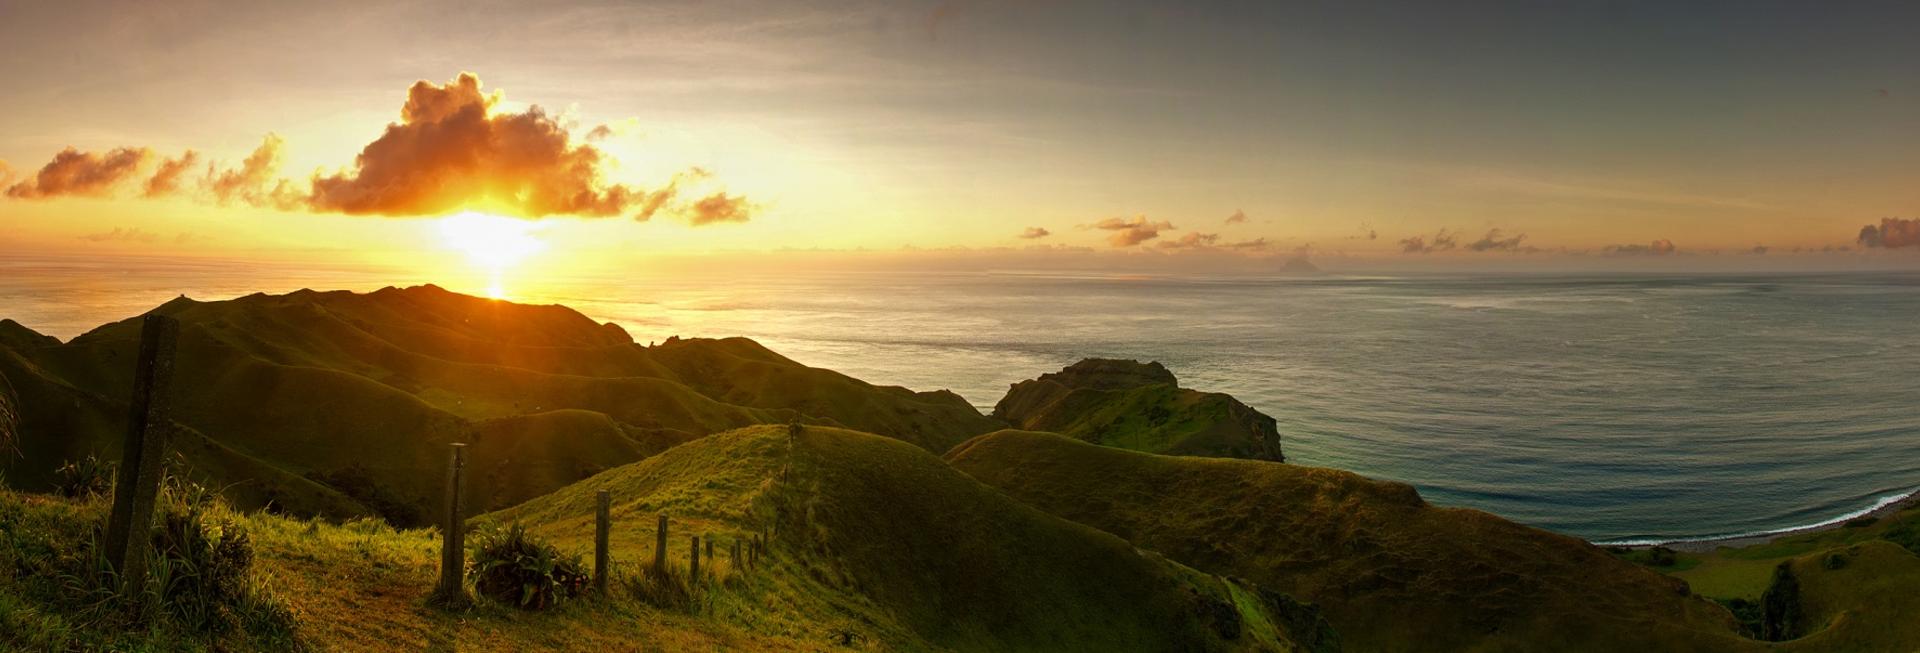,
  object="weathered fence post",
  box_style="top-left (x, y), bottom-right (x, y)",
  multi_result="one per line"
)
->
top-left (705, 536), bottom-right (713, 559)
top-left (652, 514), bottom-right (668, 576)
top-left (690, 535), bottom-right (701, 581)
top-left (432, 442), bottom-right (470, 605)
top-left (102, 314), bottom-right (179, 603)
top-left (594, 490), bottom-right (610, 595)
